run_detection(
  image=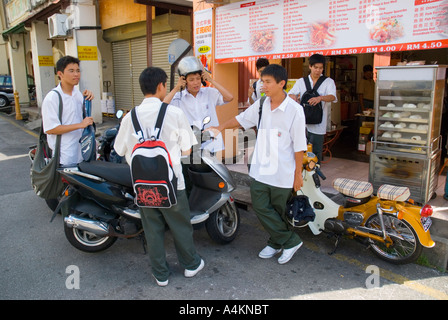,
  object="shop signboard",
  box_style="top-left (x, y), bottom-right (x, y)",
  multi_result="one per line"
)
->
top-left (194, 8), bottom-right (214, 73)
top-left (215, 0), bottom-right (448, 63)
top-left (78, 46), bottom-right (98, 61)
top-left (38, 56), bottom-right (54, 67)
top-left (5, 0), bottom-right (31, 26)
